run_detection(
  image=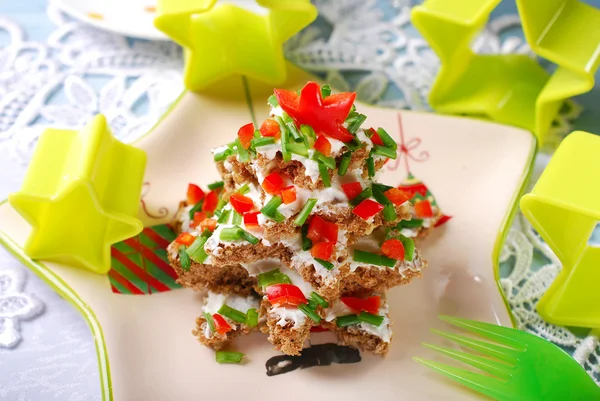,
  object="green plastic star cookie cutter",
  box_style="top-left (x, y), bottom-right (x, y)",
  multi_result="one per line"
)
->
top-left (411, 0), bottom-right (599, 146)
top-left (8, 115), bottom-right (147, 274)
top-left (154, 0), bottom-right (317, 92)
top-left (521, 131), bottom-right (600, 328)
